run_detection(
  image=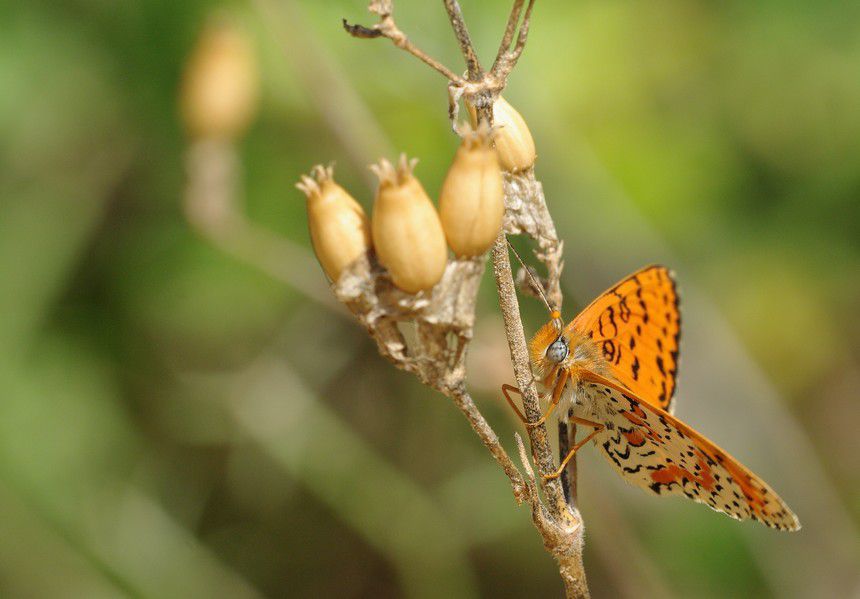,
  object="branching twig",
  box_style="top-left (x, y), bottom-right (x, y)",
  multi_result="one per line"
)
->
top-left (343, 1), bottom-right (464, 83)
top-left (515, 433), bottom-right (551, 523)
top-left (491, 0), bottom-right (536, 80)
top-left (332, 251), bottom-right (528, 501)
top-left (452, 385), bottom-right (527, 501)
top-left (342, 2), bottom-right (589, 596)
